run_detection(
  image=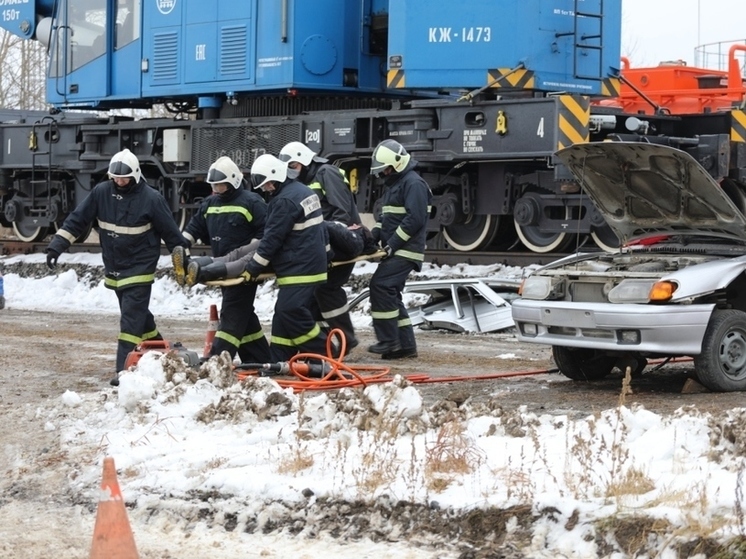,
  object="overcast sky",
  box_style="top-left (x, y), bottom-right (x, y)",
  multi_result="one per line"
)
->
top-left (621, 0), bottom-right (745, 67)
